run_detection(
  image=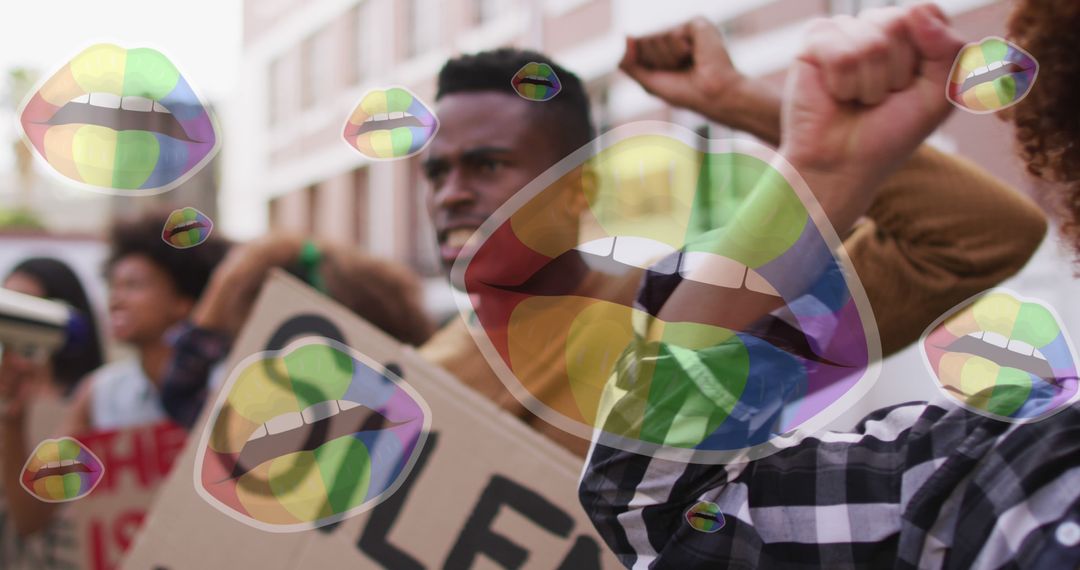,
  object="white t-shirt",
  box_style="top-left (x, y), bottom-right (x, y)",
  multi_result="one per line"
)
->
top-left (89, 358), bottom-right (167, 431)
